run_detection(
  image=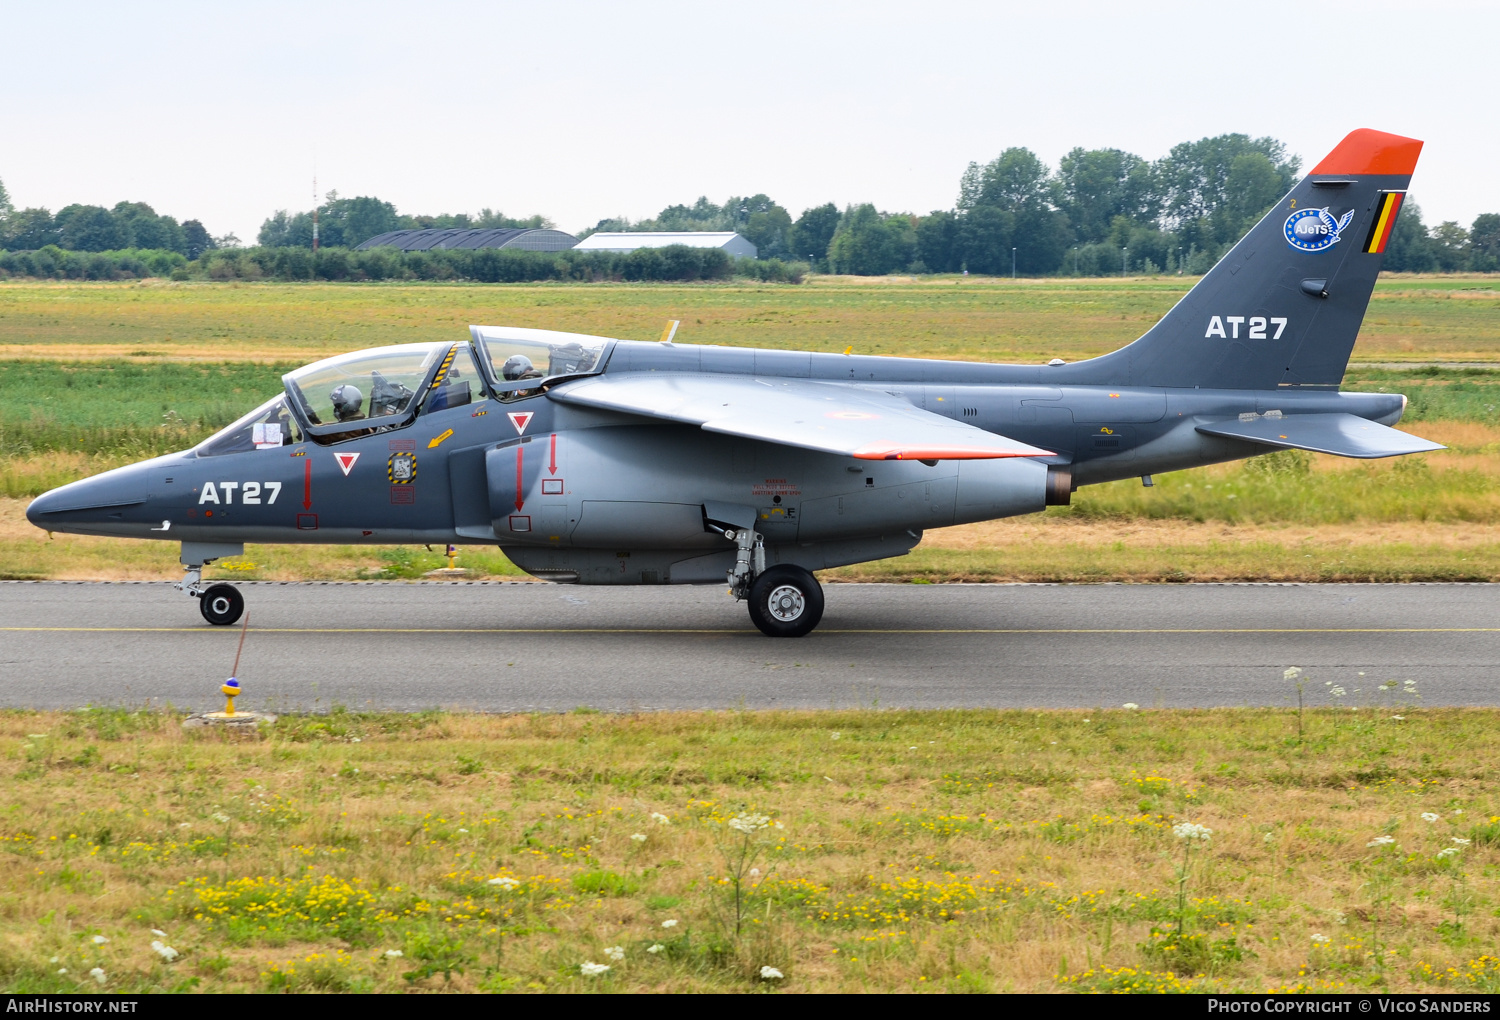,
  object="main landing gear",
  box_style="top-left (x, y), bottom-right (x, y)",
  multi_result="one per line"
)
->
top-left (724, 527), bottom-right (824, 637)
